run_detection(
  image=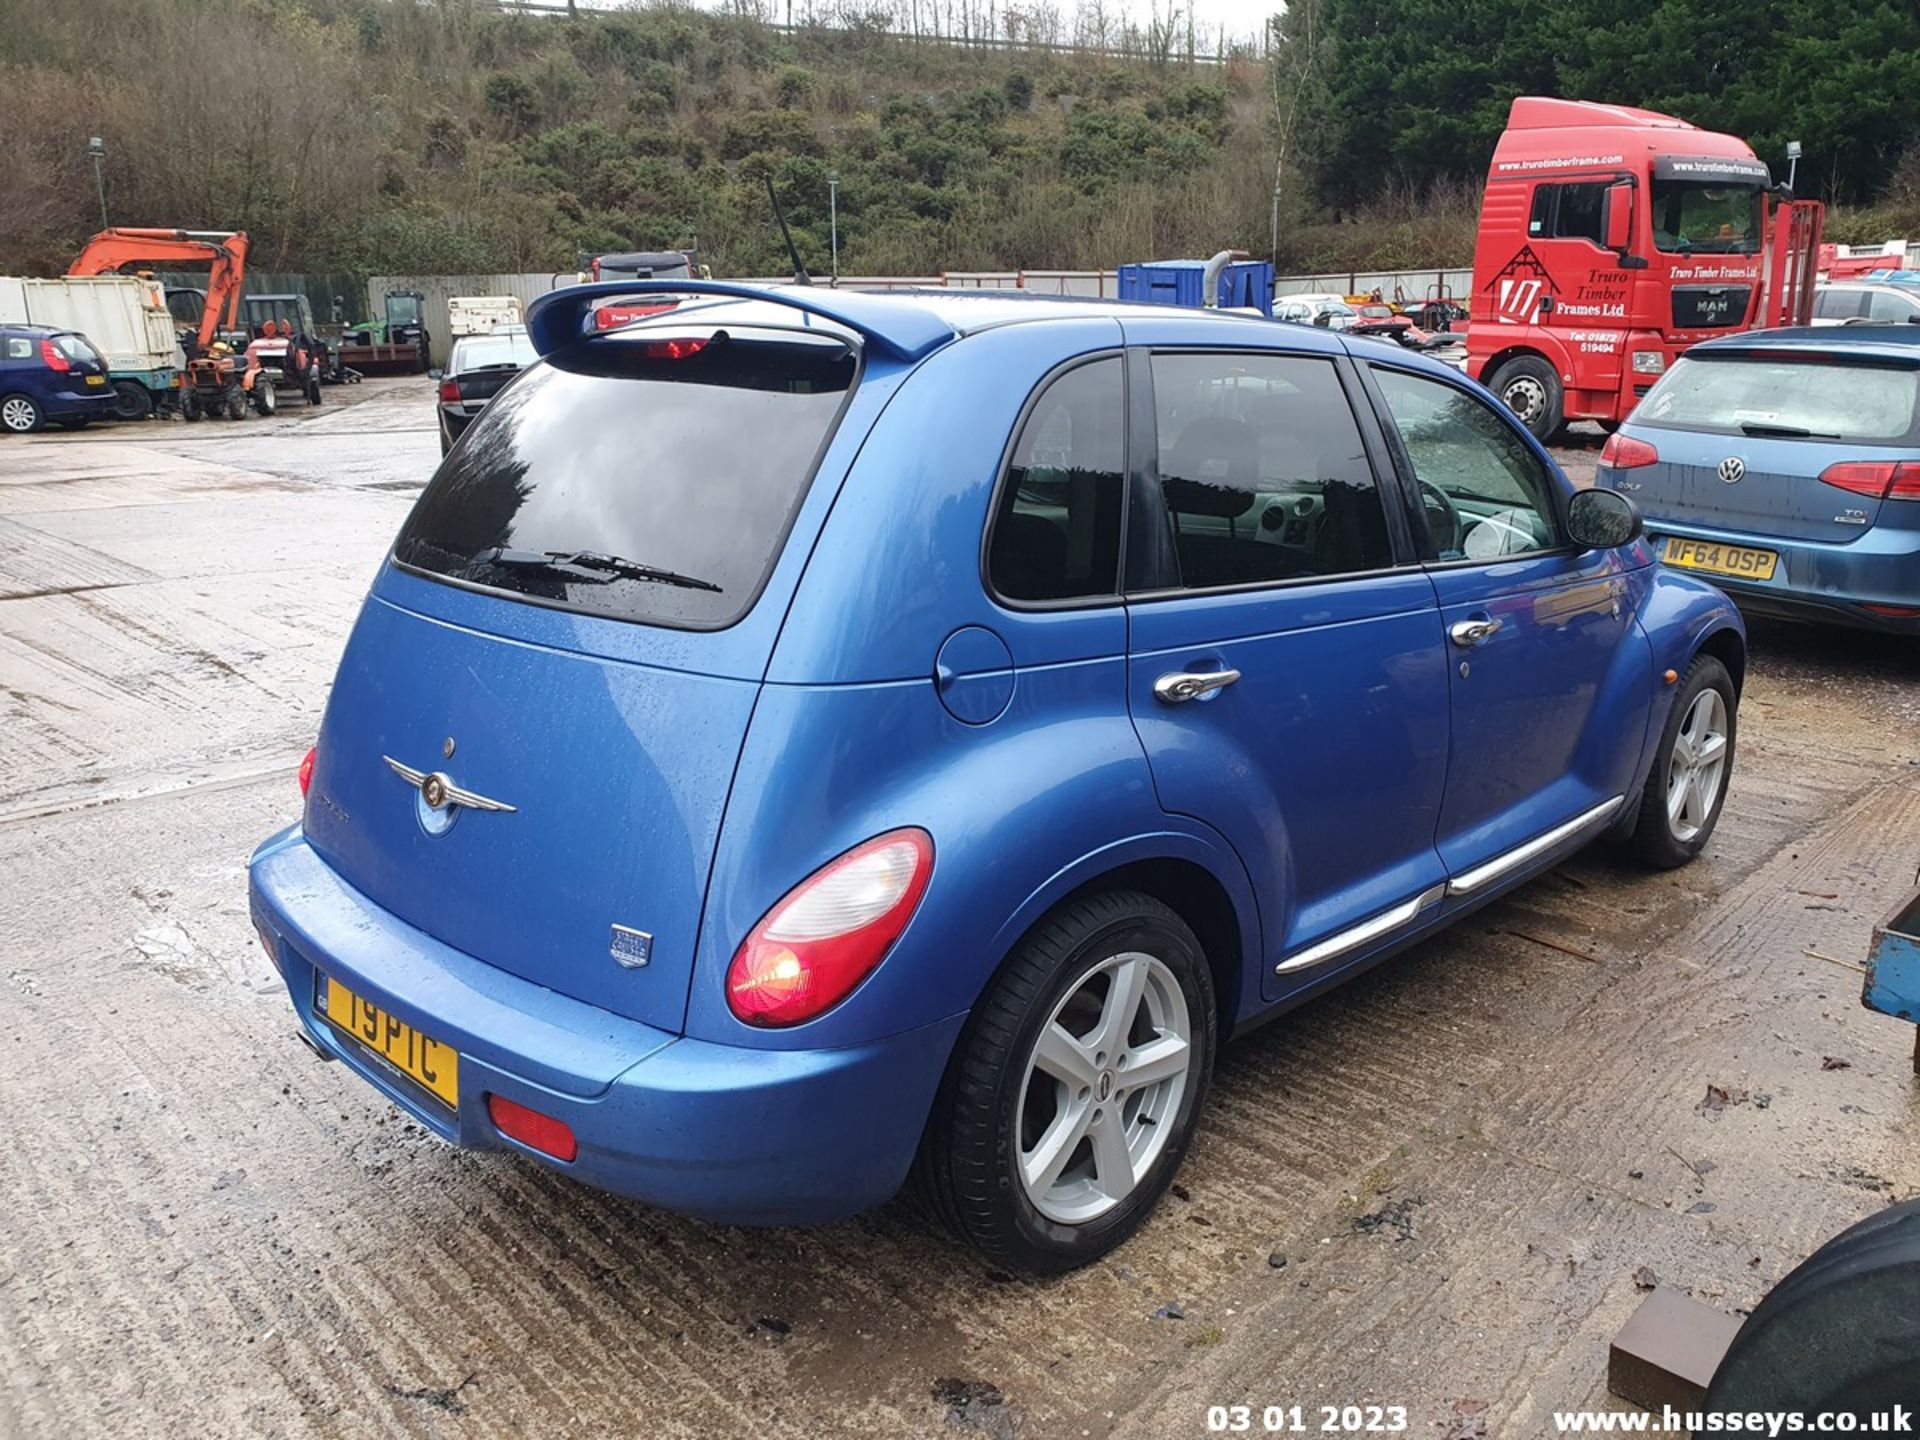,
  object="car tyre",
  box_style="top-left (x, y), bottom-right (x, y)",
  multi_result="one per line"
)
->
top-left (915, 889), bottom-right (1215, 1273)
top-left (1488, 354), bottom-right (1565, 442)
top-left (1, 393), bottom-right (45, 434)
top-left (1708, 1198), bottom-right (1920, 1418)
top-left (111, 381), bottom-right (154, 421)
top-left (1630, 654), bottom-right (1736, 869)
